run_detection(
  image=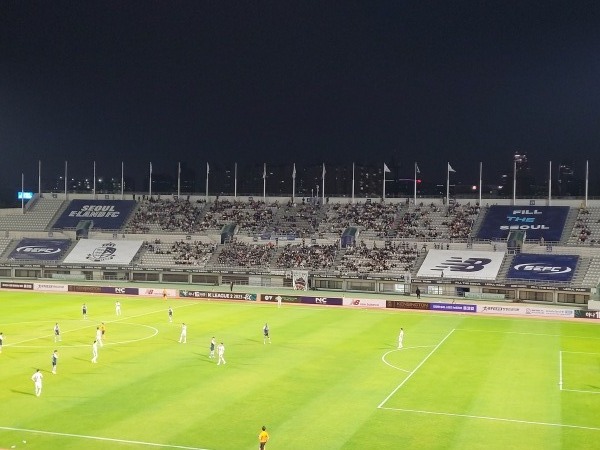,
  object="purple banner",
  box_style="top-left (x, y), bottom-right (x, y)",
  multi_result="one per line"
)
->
top-left (261, 294), bottom-right (301, 304)
top-left (100, 286), bottom-right (139, 295)
top-left (180, 290), bottom-right (257, 301)
top-left (9, 238), bottom-right (71, 261)
top-left (300, 296), bottom-right (343, 306)
top-left (429, 303), bottom-right (476, 313)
